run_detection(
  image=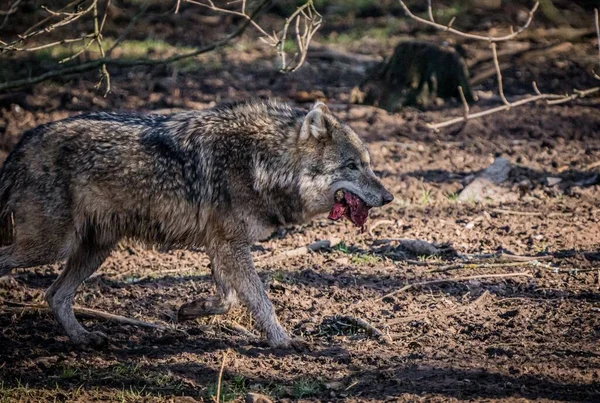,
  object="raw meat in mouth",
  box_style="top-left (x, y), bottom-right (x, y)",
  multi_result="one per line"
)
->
top-left (328, 189), bottom-right (371, 231)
